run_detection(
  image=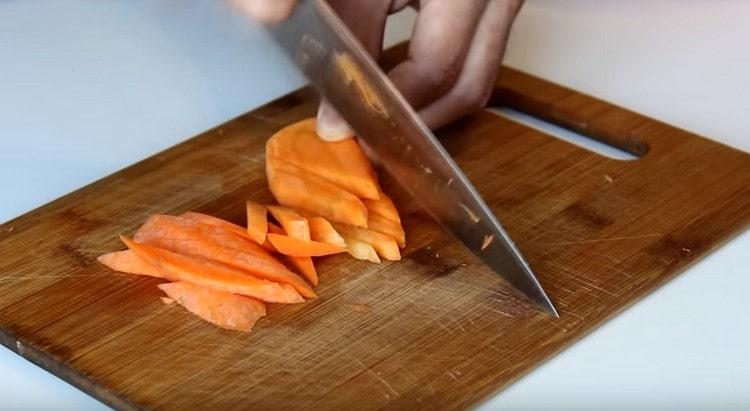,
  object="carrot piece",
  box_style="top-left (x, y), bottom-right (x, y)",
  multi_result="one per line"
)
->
top-left (266, 205), bottom-right (310, 241)
top-left (333, 224), bottom-right (401, 261)
top-left (135, 215), bottom-right (315, 298)
top-left (342, 236), bottom-right (380, 263)
top-left (267, 158), bottom-right (368, 227)
top-left (363, 192), bottom-right (400, 223)
top-left (180, 211), bottom-right (250, 240)
top-left (98, 250), bottom-right (163, 277)
top-left (121, 236), bottom-right (304, 304)
top-left (158, 281), bottom-right (266, 332)
top-left (266, 223), bottom-right (318, 286)
top-left (368, 213), bottom-right (406, 248)
top-left (266, 118), bottom-right (380, 200)
top-left (245, 201), bottom-right (268, 244)
top-left (160, 297), bottom-right (175, 305)
top-left (307, 215), bottom-right (347, 248)
top-left (266, 233), bottom-right (346, 257)
top-left (284, 255), bottom-right (318, 286)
